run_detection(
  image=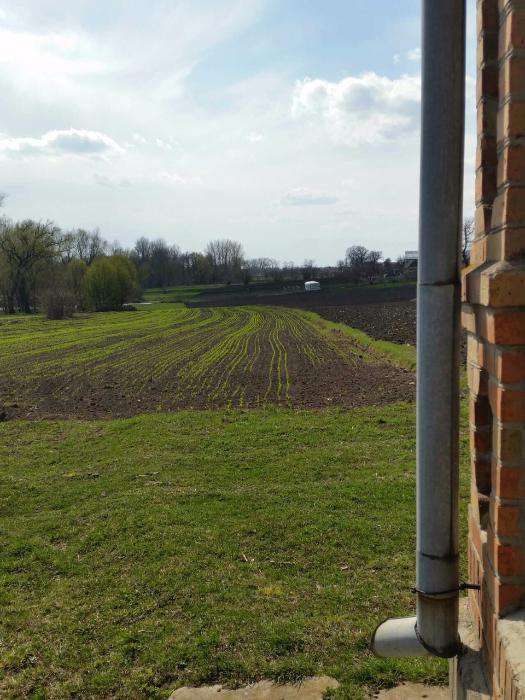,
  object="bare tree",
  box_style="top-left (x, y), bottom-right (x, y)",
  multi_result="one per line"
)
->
top-left (206, 239), bottom-right (244, 283)
top-left (462, 217), bottom-right (474, 266)
top-left (73, 228), bottom-right (108, 265)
